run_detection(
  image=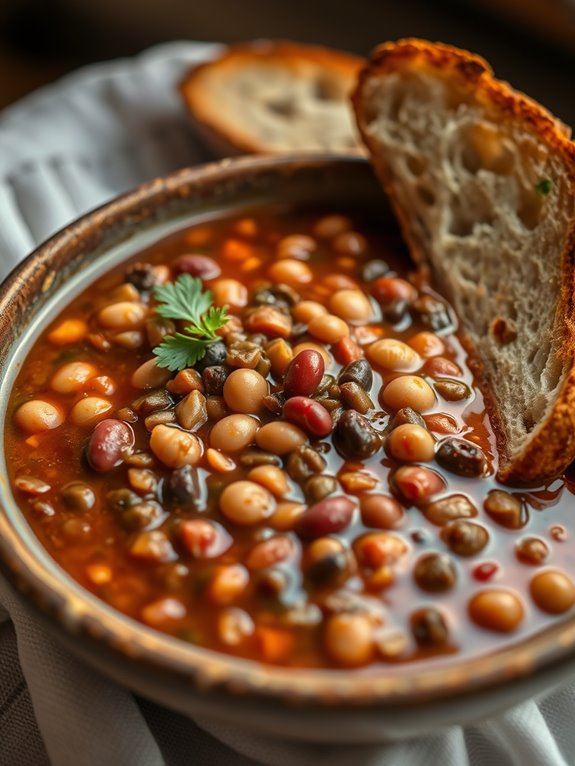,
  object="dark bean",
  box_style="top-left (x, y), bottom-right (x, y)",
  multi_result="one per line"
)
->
top-left (485, 490), bottom-right (527, 529)
top-left (338, 358), bottom-right (373, 391)
top-left (252, 283), bottom-right (300, 310)
top-left (239, 450), bottom-right (282, 467)
top-left (516, 536), bottom-right (549, 565)
top-left (382, 300), bottom-right (409, 324)
top-left (130, 530), bottom-right (176, 563)
top-left (304, 475), bottom-right (338, 503)
top-left (307, 551), bottom-right (350, 587)
top-left (285, 445), bottom-right (327, 482)
top-left (60, 481), bottom-right (96, 512)
top-left (194, 342), bottom-right (227, 372)
top-left (106, 488), bottom-right (140, 511)
top-left (339, 382), bottom-right (374, 414)
top-left (361, 259), bottom-right (390, 283)
top-left (333, 409), bottom-right (382, 460)
top-left (226, 343), bottom-right (261, 369)
top-left (434, 379), bottom-right (471, 402)
top-left (296, 496), bottom-right (356, 539)
top-left (144, 411), bottom-right (177, 431)
top-left (314, 374), bottom-right (337, 396)
top-left (423, 494), bottom-right (478, 526)
top-left (179, 518), bottom-right (232, 558)
top-left (163, 465), bottom-right (202, 509)
top-left (284, 350), bottom-right (325, 398)
top-left (441, 519), bottom-right (488, 556)
top-left (146, 316), bottom-right (176, 347)
top-left (262, 392), bottom-right (285, 416)
top-left (316, 398), bottom-right (342, 413)
top-left (121, 500), bottom-right (165, 531)
top-left (202, 365), bottom-right (229, 395)
top-left (125, 262), bottom-right (156, 292)
top-left (436, 438), bottom-right (488, 477)
top-left (411, 295), bottom-right (453, 332)
top-left (173, 254), bottom-right (221, 280)
top-left (410, 607), bottom-right (449, 646)
top-left (87, 419), bottom-right (135, 472)
top-left (387, 407), bottom-right (425, 431)
top-left (414, 553), bottom-right (457, 592)
top-left (131, 389), bottom-right (173, 416)
top-left (254, 568), bottom-right (289, 598)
